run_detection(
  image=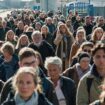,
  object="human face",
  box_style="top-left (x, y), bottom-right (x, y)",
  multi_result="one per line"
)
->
top-left (96, 29), bottom-right (103, 40)
top-left (47, 64), bottom-right (61, 82)
top-left (32, 34), bottom-right (42, 44)
top-left (59, 25), bottom-right (66, 34)
top-left (20, 36), bottom-right (28, 45)
top-left (41, 27), bottom-right (47, 34)
top-left (7, 31), bottom-right (14, 41)
top-left (76, 32), bottom-right (84, 42)
top-left (19, 56), bottom-right (37, 68)
top-left (93, 49), bottom-right (105, 76)
top-left (17, 73), bottom-right (35, 100)
top-left (80, 57), bottom-right (90, 71)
